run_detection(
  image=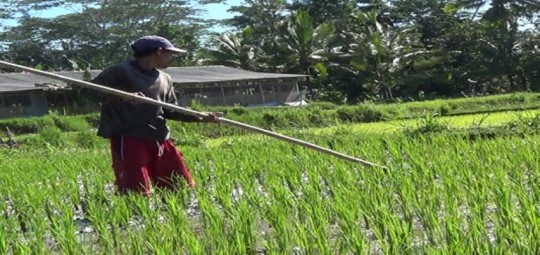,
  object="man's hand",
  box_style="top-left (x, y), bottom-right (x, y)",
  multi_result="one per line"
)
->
top-left (198, 112), bottom-right (223, 123)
